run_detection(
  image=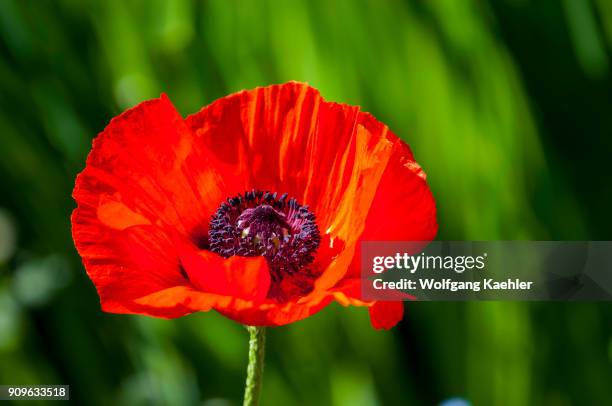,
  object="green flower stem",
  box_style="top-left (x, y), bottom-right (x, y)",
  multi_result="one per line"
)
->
top-left (243, 326), bottom-right (266, 406)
